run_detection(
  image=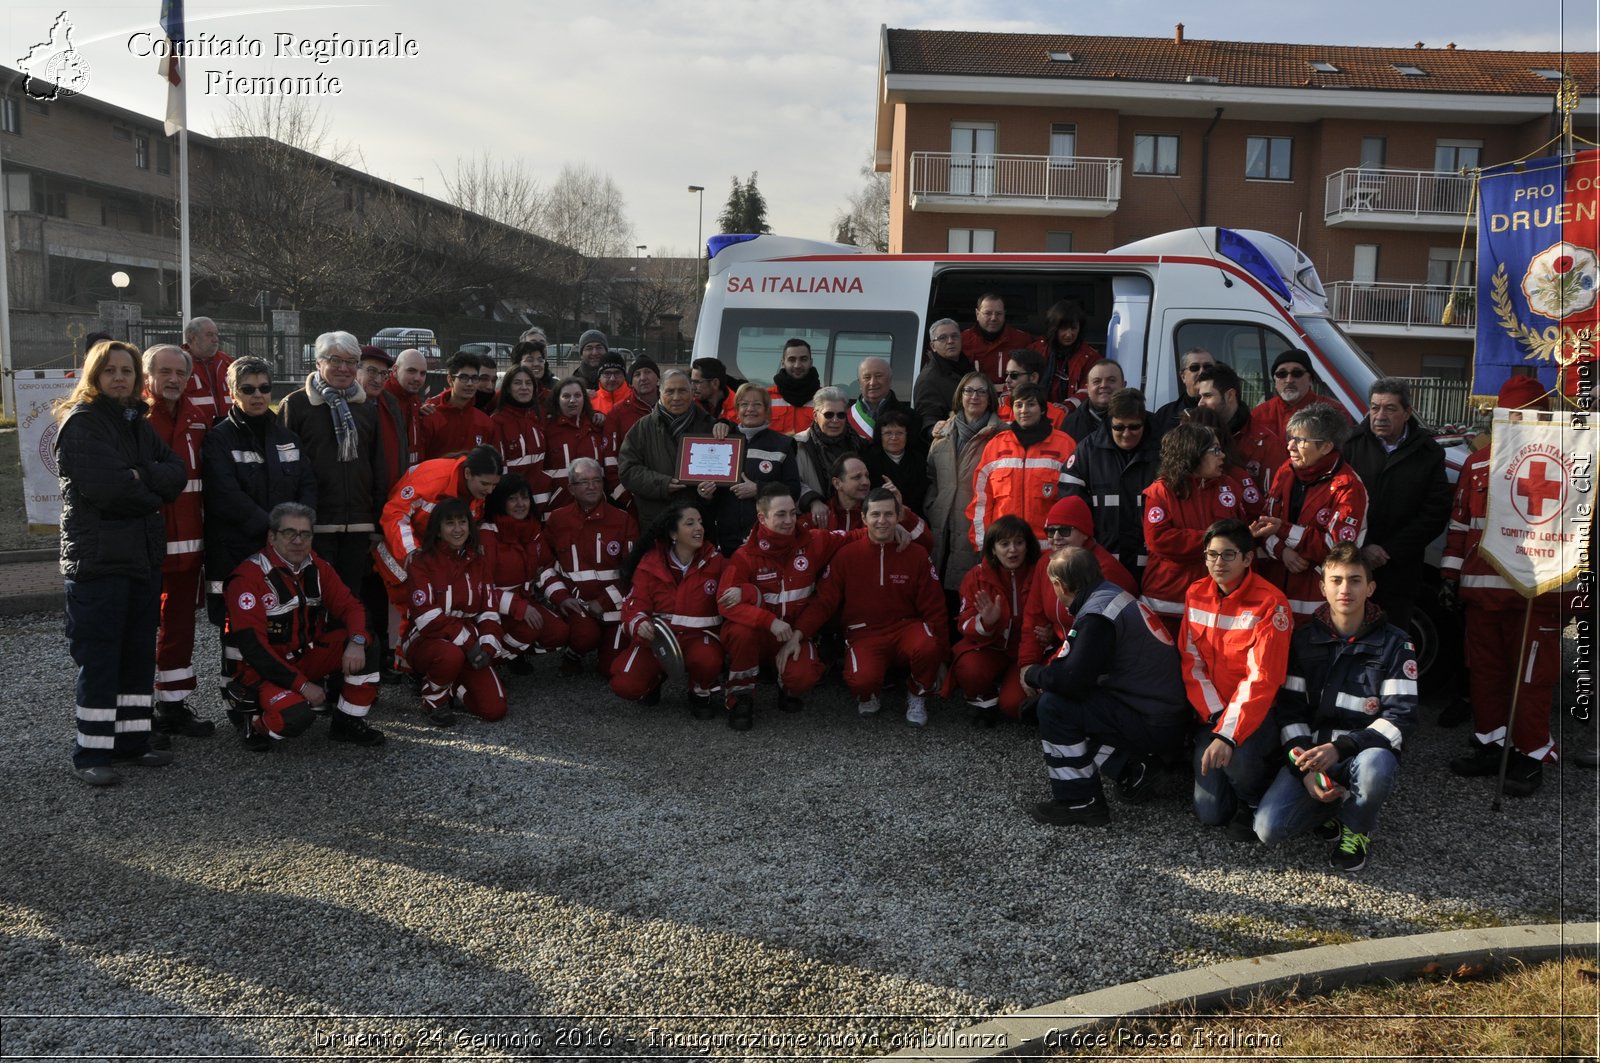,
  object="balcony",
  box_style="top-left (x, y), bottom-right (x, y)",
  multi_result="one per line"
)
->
top-left (1326, 281), bottom-right (1475, 339)
top-left (1324, 168), bottom-right (1476, 230)
top-left (909, 151), bottom-right (1122, 216)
